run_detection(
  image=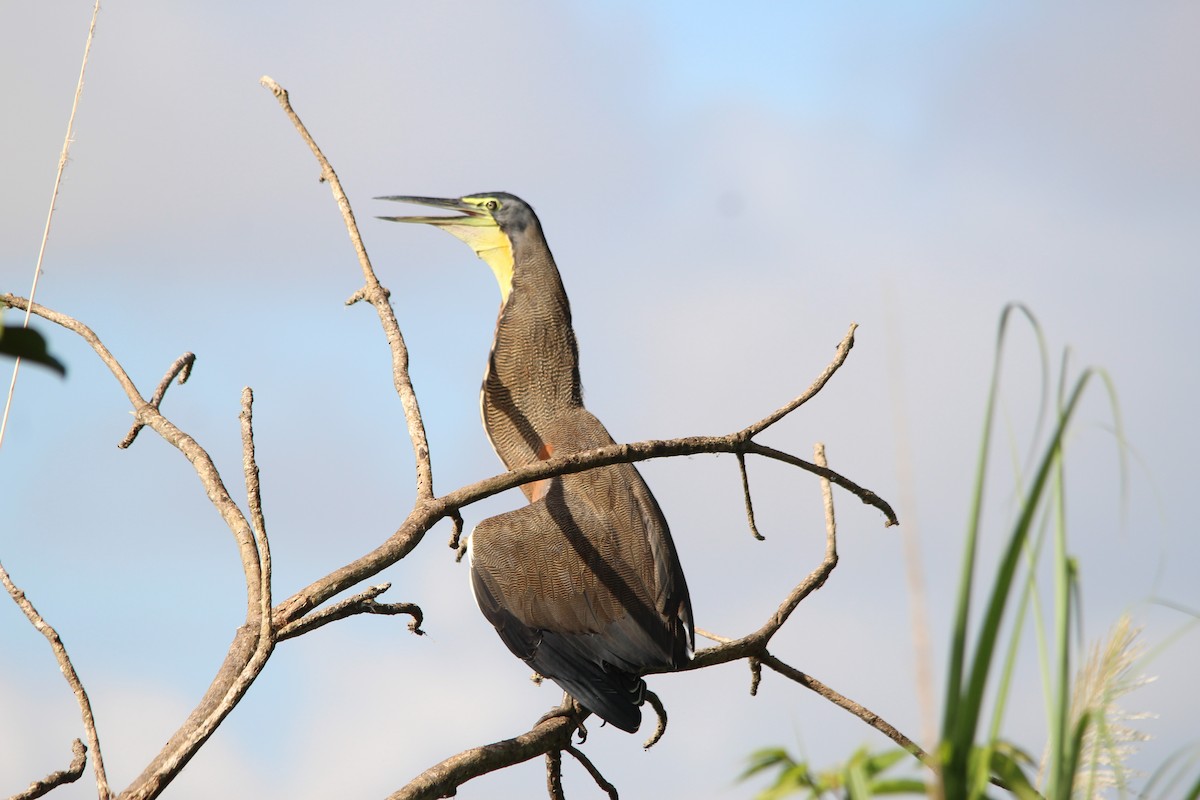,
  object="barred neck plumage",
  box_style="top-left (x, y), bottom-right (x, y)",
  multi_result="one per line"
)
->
top-left (480, 232), bottom-right (583, 471)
